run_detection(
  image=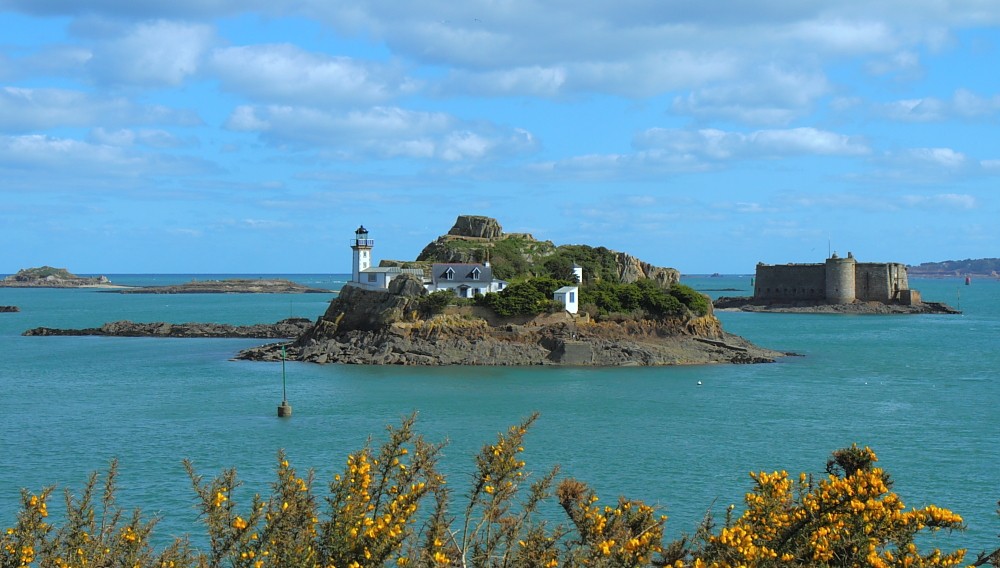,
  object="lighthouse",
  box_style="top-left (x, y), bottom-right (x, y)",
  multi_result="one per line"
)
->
top-left (351, 225), bottom-right (374, 284)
